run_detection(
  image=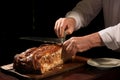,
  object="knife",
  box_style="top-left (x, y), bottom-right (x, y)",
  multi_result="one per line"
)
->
top-left (20, 32), bottom-right (67, 44)
top-left (19, 37), bottom-right (63, 44)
